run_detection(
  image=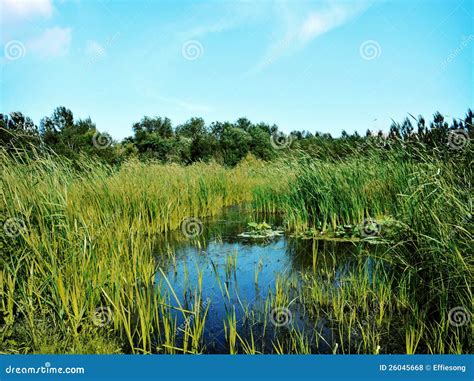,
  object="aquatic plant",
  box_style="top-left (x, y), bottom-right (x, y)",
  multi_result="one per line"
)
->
top-left (1, 143), bottom-right (471, 354)
top-left (238, 221), bottom-right (284, 239)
